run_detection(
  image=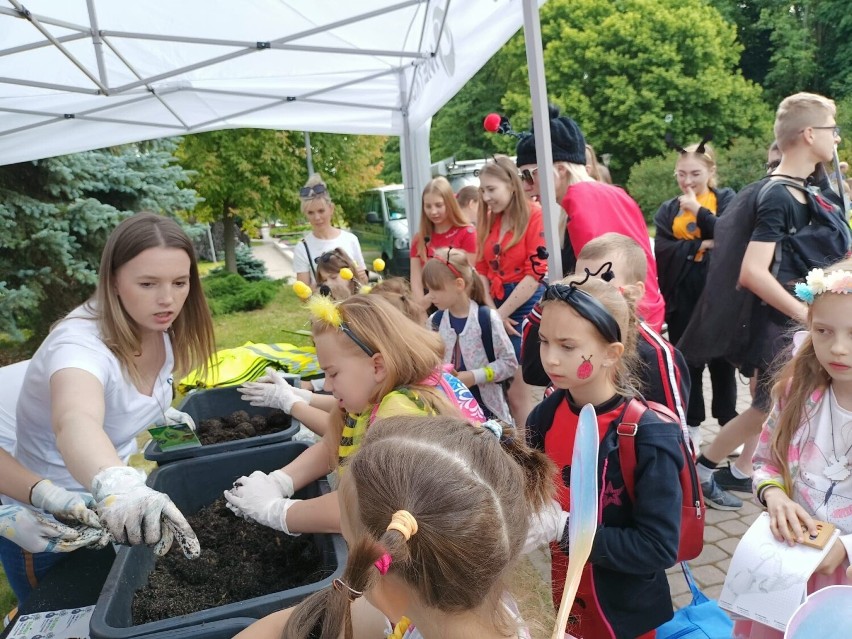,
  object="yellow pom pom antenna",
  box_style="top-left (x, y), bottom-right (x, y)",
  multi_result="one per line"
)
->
top-left (307, 295), bottom-right (343, 328)
top-left (293, 281), bottom-right (313, 300)
top-left (360, 284), bottom-right (373, 294)
top-left (340, 267), bottom-right (354, 281)
top-left (373, 258), bottom-right (386, 273)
